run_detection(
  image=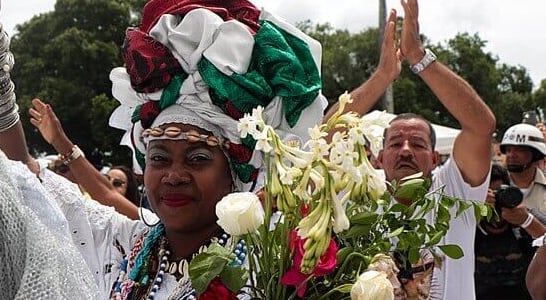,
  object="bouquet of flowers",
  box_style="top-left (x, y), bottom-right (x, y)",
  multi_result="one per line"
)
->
top-left (188, 93), bottom-right (490, 299)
